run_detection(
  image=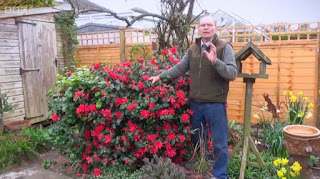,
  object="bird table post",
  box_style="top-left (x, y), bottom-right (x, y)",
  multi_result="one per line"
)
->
top-left (229, 42), bottom-right (272, 179)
